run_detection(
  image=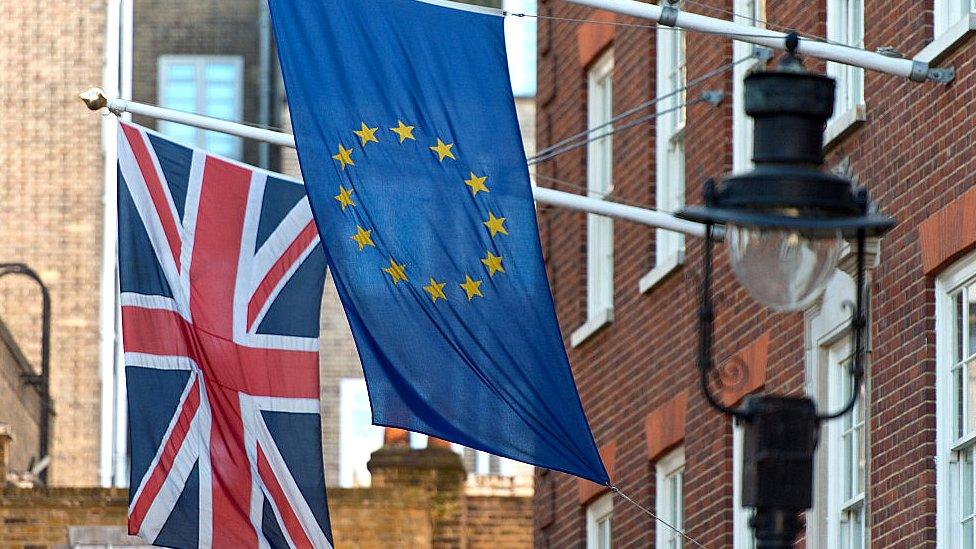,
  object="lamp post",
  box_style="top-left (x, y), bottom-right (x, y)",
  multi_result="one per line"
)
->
top-left (0, 263), bottom-right (53, 484)
top-left (676, 34), bottom-right (895, 548)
